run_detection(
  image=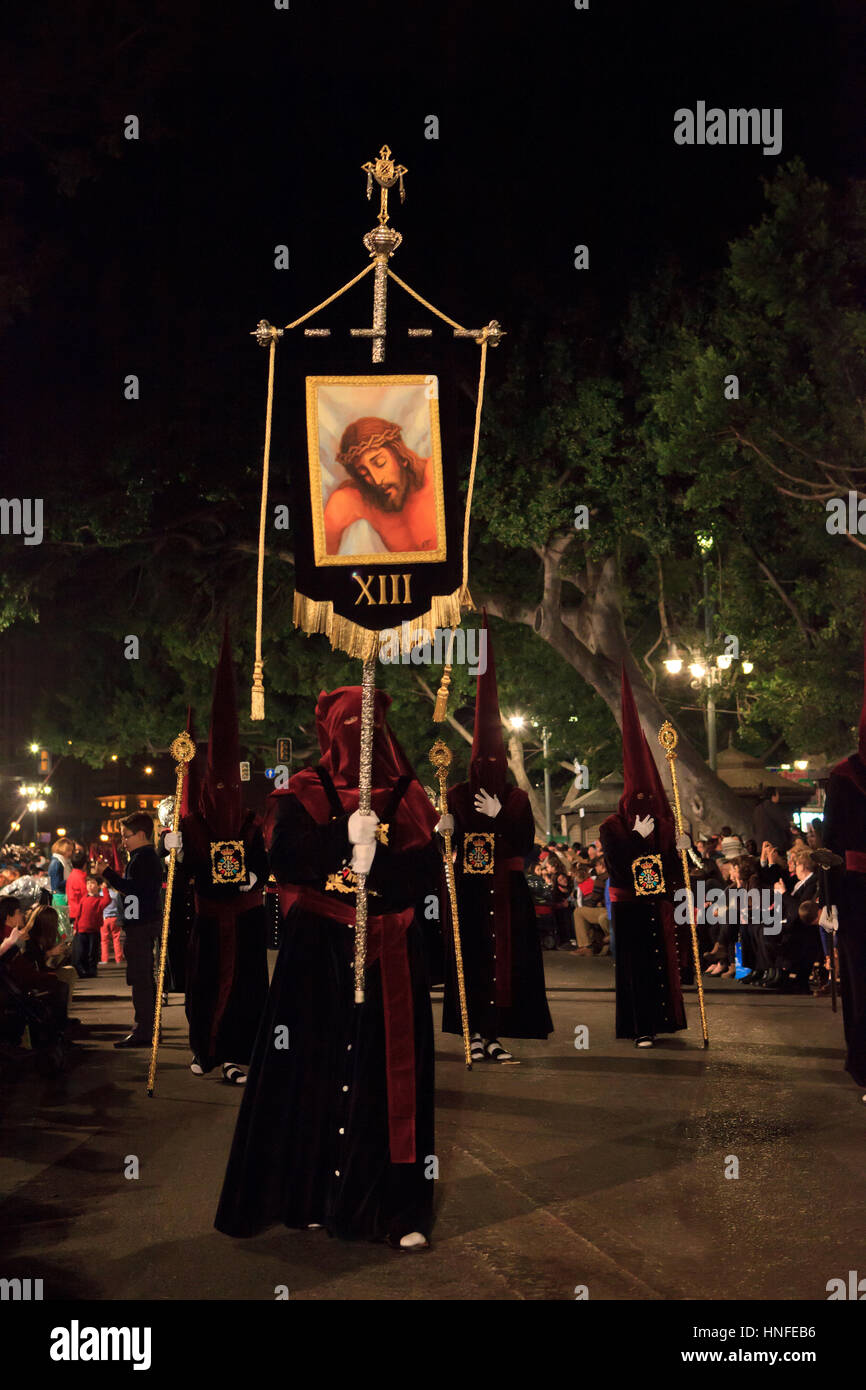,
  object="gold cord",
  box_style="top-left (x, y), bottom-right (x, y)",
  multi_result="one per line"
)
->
top-left (385, 268), bottom-right (471, 333)
top-left (251, 329), bottom-right (277, 719)
top-left (281, 261), bottom-right (376, 331)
